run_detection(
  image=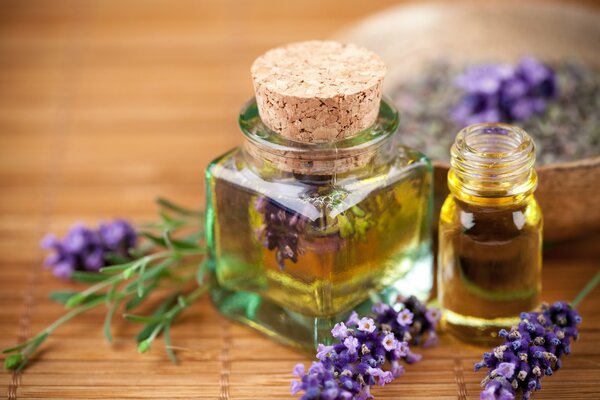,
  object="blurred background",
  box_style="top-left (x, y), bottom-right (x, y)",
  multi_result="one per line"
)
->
top-left (2, 0), bottom-right (448, 225)
top-left (1, 0), bottom-right (598, 226)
